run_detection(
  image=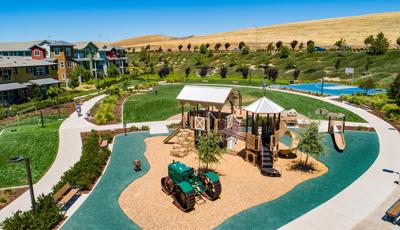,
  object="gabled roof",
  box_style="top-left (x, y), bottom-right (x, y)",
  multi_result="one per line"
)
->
top-left (0, 56), bottom-right (56, 68)
top-left (244, 97), bottom-right (284, 114)
top-left (74, 41), bottom-right (98, 50)
top-left (177, 85), bottom-right (233, 107)
top-left (28, 44), bottom-right (46, 50)
top-left (49, 41), bottom-right (74, 47)
top-left (0, 40), bottom-right (44, 51)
